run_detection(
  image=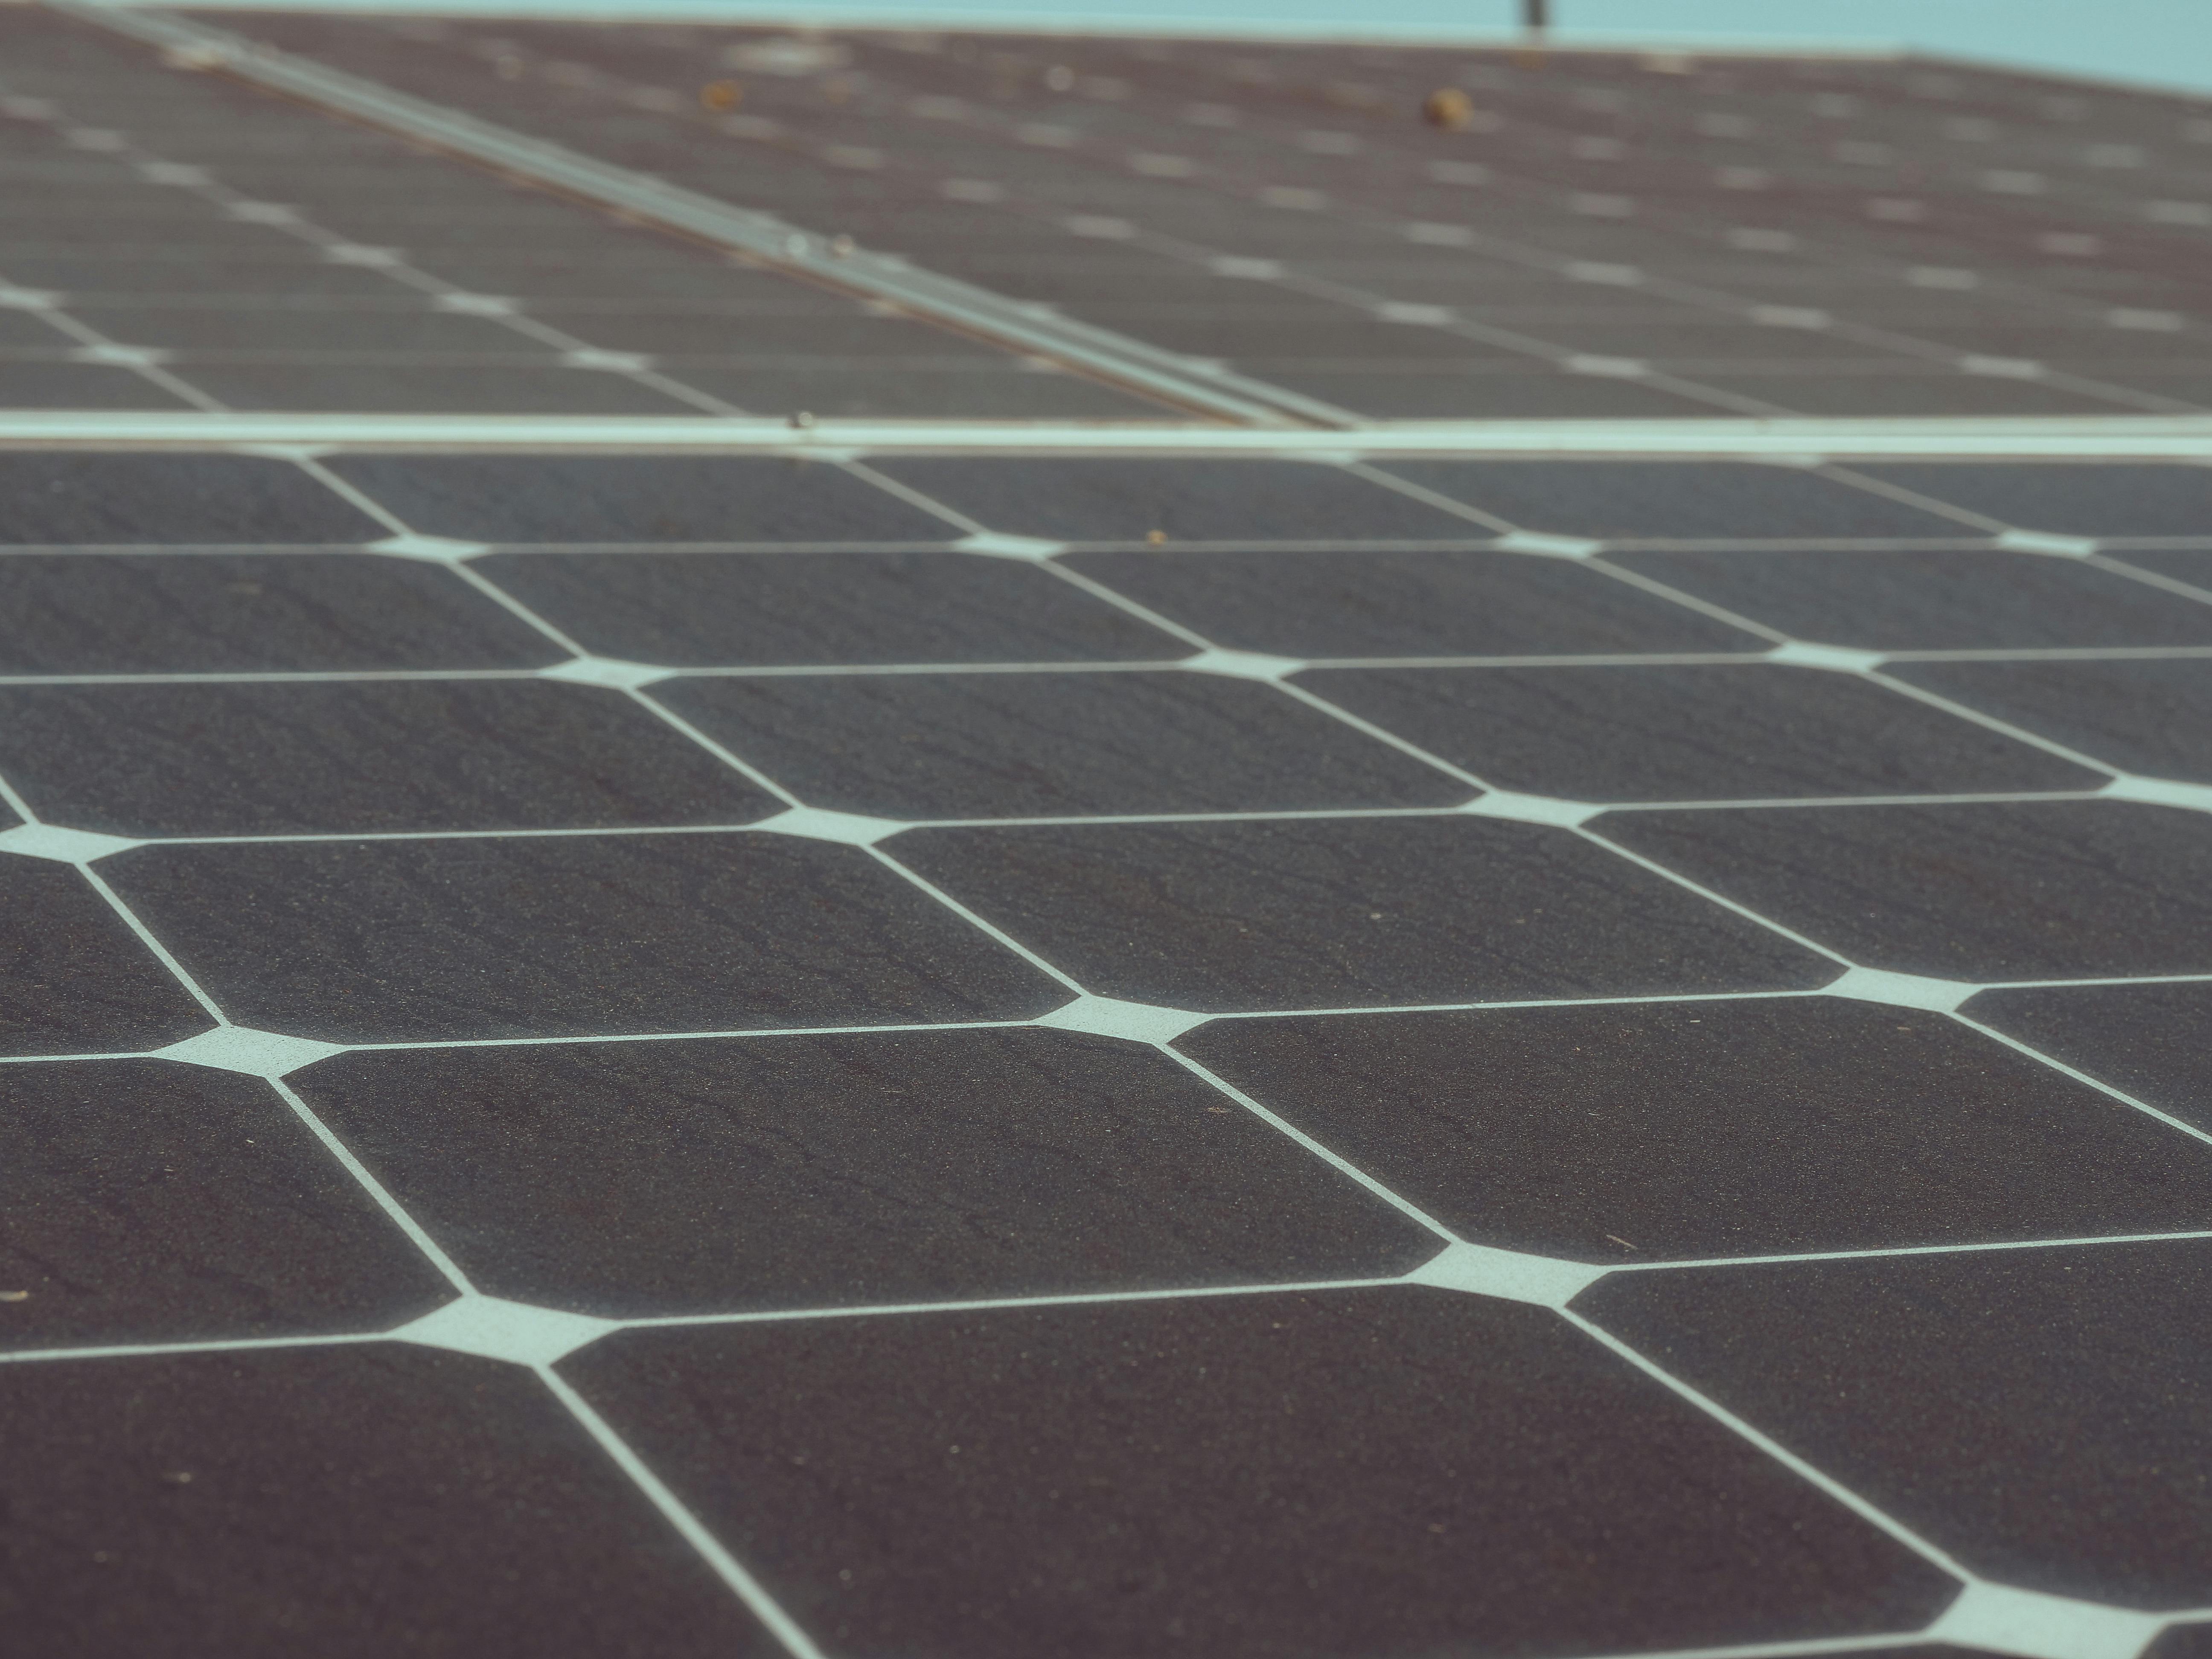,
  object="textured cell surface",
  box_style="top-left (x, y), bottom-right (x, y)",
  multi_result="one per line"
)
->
top-left (3, 4), bottom-right (2209, 1654)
